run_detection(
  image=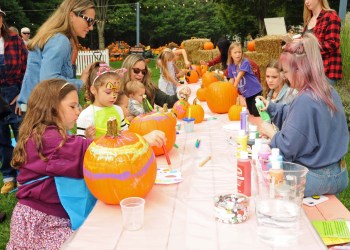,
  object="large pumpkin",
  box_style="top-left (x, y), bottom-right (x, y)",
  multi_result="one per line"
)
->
top-left (129, 105), bottom-right (176, 156)
top-left (203, 41), bottom-right (214, 50)
top-left (206, 81), bottom-right (238, 114)
top-left (172, 98), bottom-right (190, 119)
top-left (196, 87), bottom-right (207, 101)
top-left (202, 71), bottom-right (224, 88)
top-left (186, 98), bottom-right (204, 124)
top-left (84, 119), bottom-right (157, 205)
top-left (185, 70), bottom-right (199, 84)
